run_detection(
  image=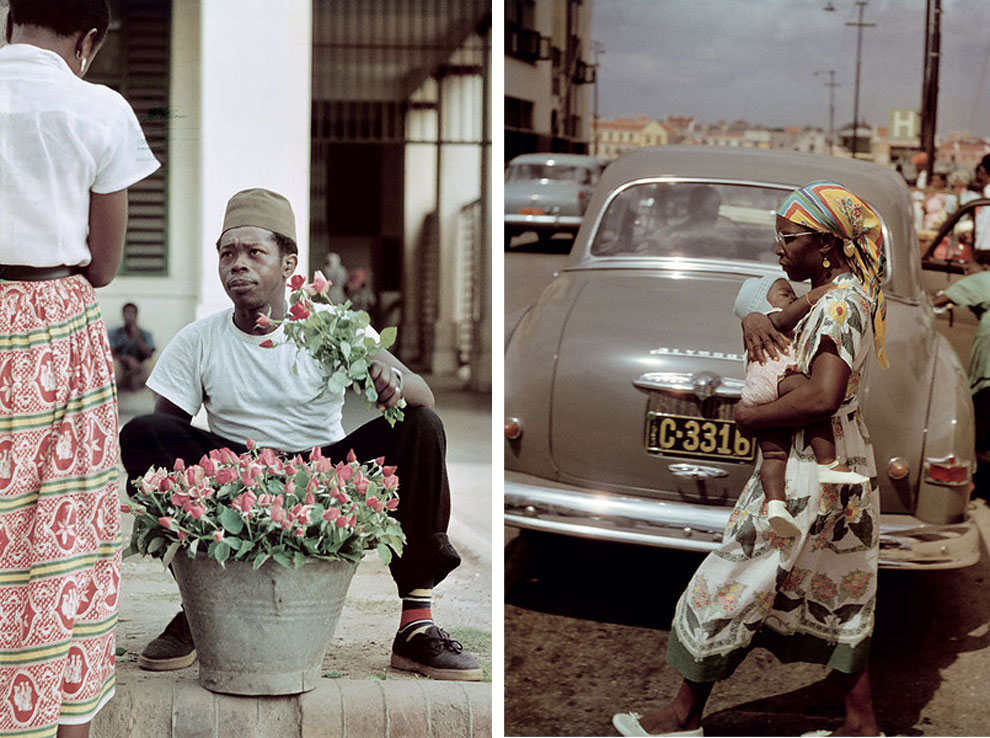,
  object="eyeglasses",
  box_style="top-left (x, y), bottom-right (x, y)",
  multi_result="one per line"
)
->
top-left (774, 230), bottom-right (818, 248)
